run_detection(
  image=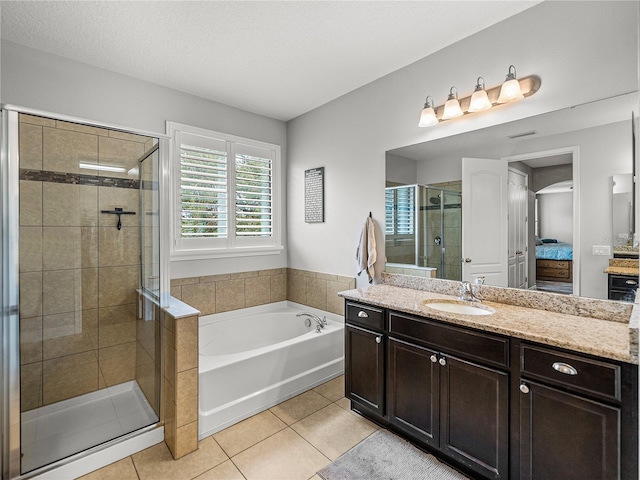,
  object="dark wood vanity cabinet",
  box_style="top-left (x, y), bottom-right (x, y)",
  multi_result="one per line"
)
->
top-left (519, 381), bottom-right (620, 480)
top-left (344, 299), bottom-right (639, 480)
top-left (387, 312), bottom-right (509, 480)
top-left (344, 302), bottom-right (386, 419)
top-left (517, 343), bottom-right (637, 480)
top-left (345, 324), bottom-right (385, 417)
